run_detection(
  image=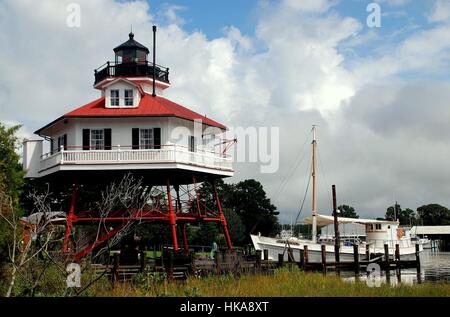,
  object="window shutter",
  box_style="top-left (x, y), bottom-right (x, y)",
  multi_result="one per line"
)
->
top-left (82, 129), bottom-right (90, 150)
top-left (154, 128), bottom-right (161, 149)
top-left (104, 128), bottom-right (112, 150)
top-left (189, 136), bottom-right (195, 152)
top-left (50, 139), bottom-right (54, 155)
top-left (132, 128), bottom-right (139, 149)
top-left (63, 134), bottom-right (67, 150)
